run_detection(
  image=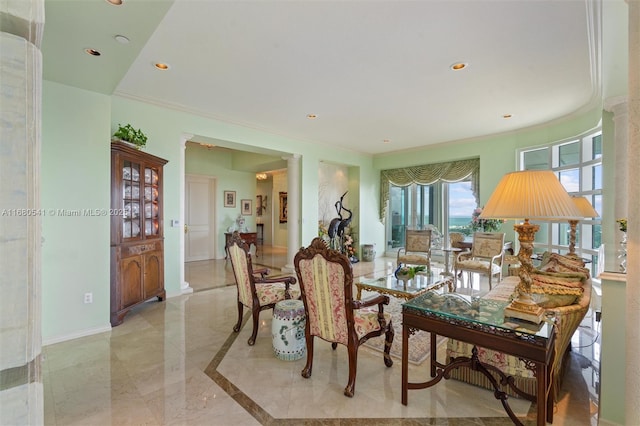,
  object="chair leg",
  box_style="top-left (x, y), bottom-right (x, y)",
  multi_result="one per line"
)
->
top-left (344, 343), bottom-right (358, 397)
top-left (247, 307), bottom-right (260, 346)
top-left (233, 301), bottom-right (243, 333)
top-left (383, 322), bottom-right (394, 367)
top-left (301, 336), bottom-right (314, 379)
